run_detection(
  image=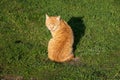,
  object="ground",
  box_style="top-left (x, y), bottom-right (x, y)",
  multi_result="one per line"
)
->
top-left (0, 0), bottom-right (120, 80)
